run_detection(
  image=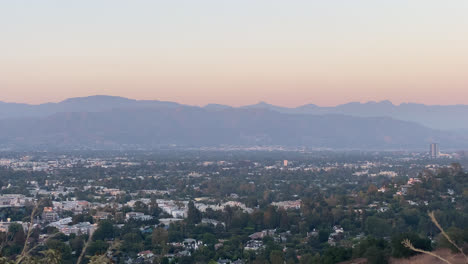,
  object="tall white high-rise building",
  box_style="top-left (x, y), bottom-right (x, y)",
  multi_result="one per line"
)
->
top-left (430, 143), bottom-right (440, 158)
